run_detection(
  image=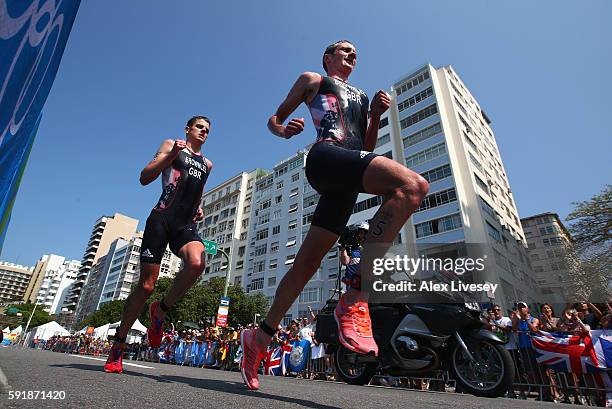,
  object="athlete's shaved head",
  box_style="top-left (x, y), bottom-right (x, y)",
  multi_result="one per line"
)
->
top-left (322, 40), bottom-right (355, 73)
top-left (186, 115), bottom-right (211, 128)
